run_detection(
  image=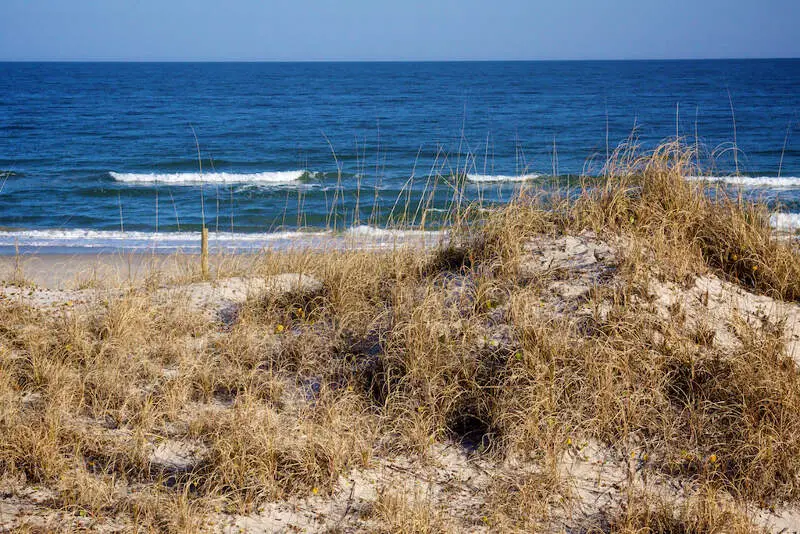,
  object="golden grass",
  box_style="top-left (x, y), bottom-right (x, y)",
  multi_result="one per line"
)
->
top-left (1, 144), bottom-right (799, 531)
top-left (603, 488), bottom-right (759, 533)
top-left (471, 142), bottom-right (800, 299)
